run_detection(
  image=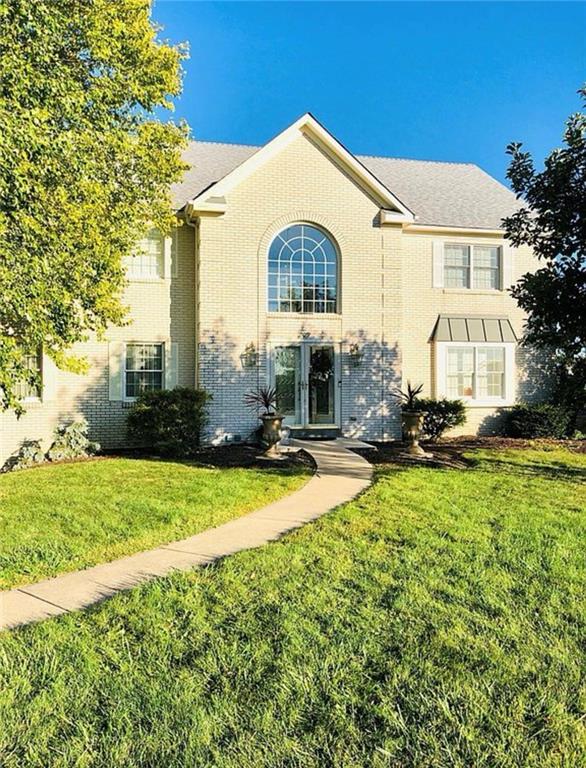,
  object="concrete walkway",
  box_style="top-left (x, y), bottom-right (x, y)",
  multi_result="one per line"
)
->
top-left (0, 439), bottom-right (373, 631)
